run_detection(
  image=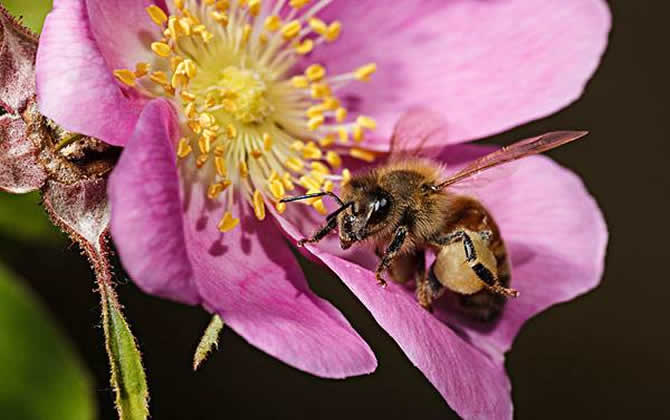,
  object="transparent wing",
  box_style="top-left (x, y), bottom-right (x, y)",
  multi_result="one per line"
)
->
top-left (388, 108), bottom-right (449, 161)
top-left (435, 131), bottom-right (588, 190)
